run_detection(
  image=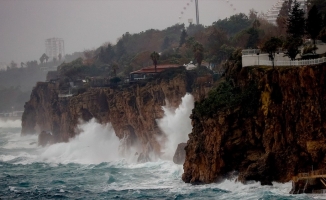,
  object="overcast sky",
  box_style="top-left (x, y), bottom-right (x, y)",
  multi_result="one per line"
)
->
top-left (0, 0), bottom-right (276, 64)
